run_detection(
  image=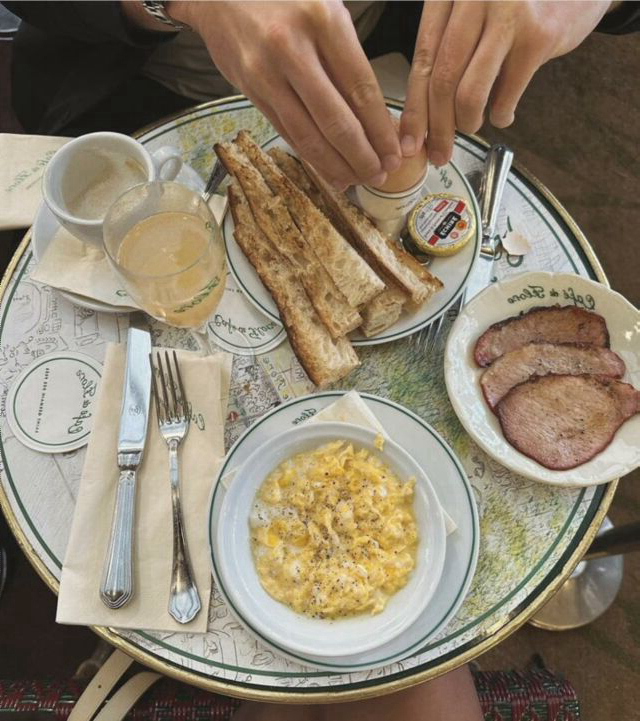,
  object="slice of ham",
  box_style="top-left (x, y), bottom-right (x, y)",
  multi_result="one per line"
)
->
top-left (474, 306), bottom-right (610, 367)
top-left (481, 343), bottom-right (626, 410)
top-left (496, 374), bottom-right (640, 470)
